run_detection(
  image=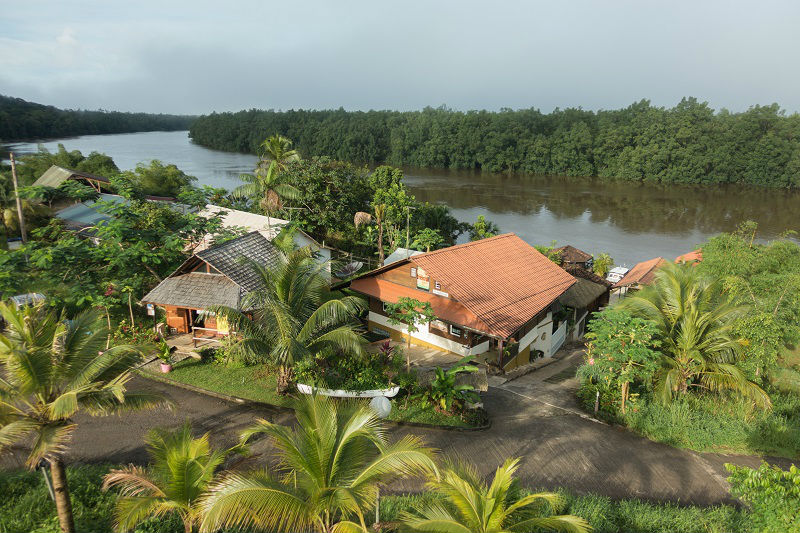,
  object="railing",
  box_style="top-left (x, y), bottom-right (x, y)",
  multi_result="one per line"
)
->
top-left (191, 326), bottom-right (230, 348)
top-left (551, 321), bottom-right (567, 355)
